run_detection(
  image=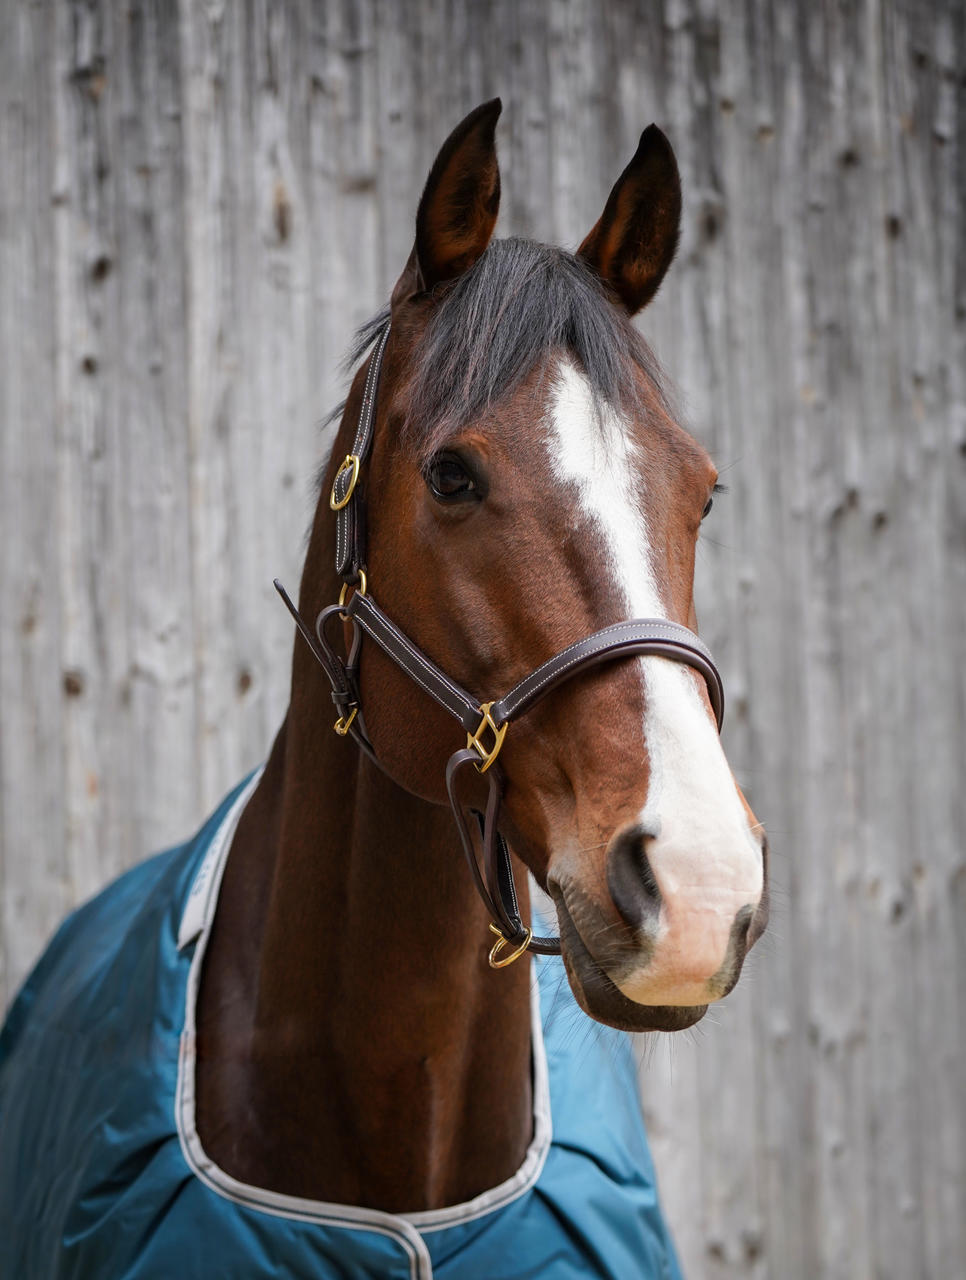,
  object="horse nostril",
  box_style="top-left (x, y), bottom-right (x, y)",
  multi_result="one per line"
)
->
top-left (707, 903), bottom-right (757, 999)
top-left (733, 903), bottom-right (753, 953)
top-left (606, 823), bottom-right (662, 935)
